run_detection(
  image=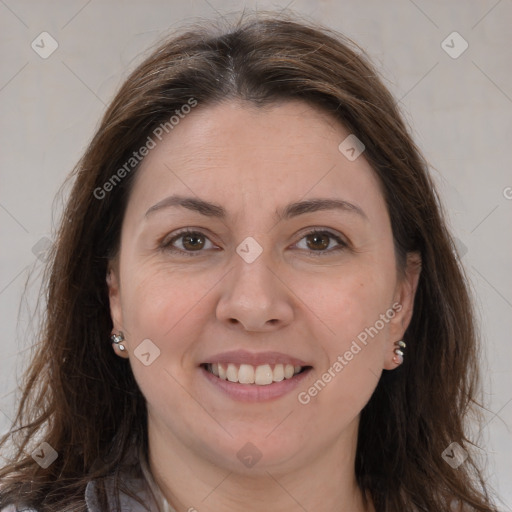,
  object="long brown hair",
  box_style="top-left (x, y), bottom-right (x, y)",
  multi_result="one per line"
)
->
top-left (0, 10), bottom-right (499, 512)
